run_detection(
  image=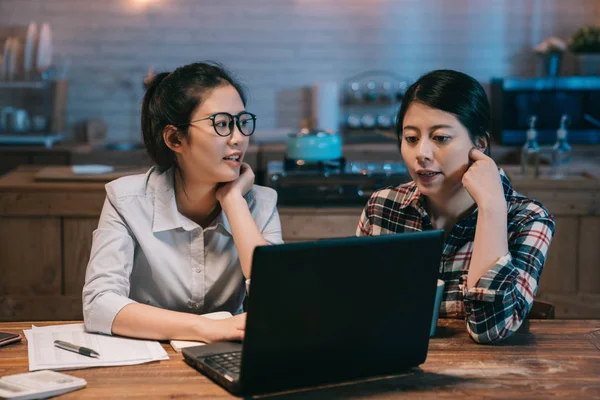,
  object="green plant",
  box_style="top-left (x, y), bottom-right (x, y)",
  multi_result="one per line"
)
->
top-left (568, 25), bottom-right (600, 53)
